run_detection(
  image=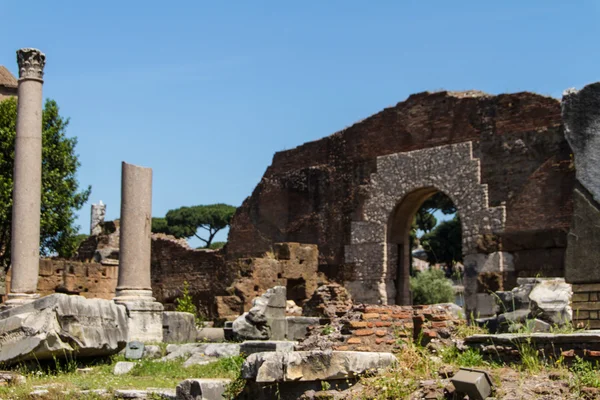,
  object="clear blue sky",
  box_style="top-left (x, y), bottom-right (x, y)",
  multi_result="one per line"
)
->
top-left (1, 1), bottom-right (598, 246)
